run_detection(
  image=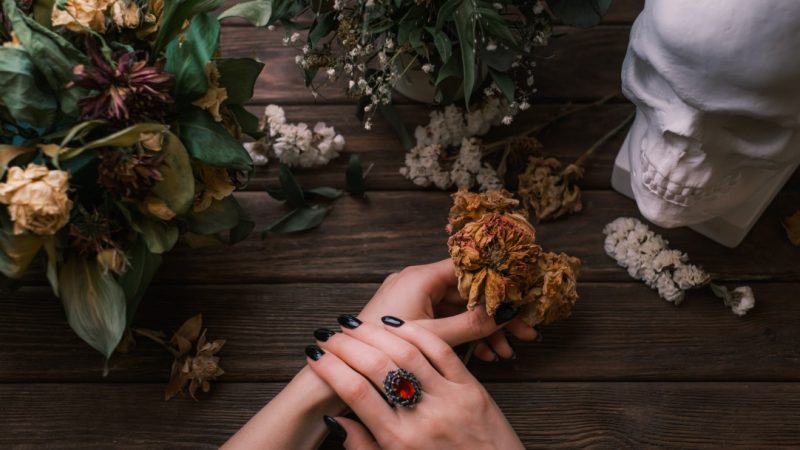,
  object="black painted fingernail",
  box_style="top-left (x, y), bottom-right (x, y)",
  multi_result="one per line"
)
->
top-left (492, 353), bottom-right (500, 362)
top-left (337, 314), bottom-right (362, 329)
top-left (534, 326), bottom-right (544, 342)
top-left (381, 316), bottom-right (404, 327)
top-left (324, 415), bottom-right (347, 440)
top-left (305, 345), bottom-right (325, 361)
top-left (493, 303), bottom-right (518, 325)
top-left (314, 328), bottom-right (336, 342)
top-left (508, 340), bottom-right (518, 360)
